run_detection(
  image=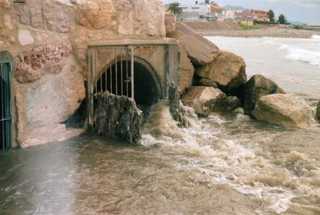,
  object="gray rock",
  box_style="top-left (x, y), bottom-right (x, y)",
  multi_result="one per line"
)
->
top-left (233, 107), bottom-right (245, 115)
top-left (95, 92), bottom-right (143, 144)
top-left (210, 96), bottom-right (241, 113)
top-left (241, 75), bottom-right (285, 114)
